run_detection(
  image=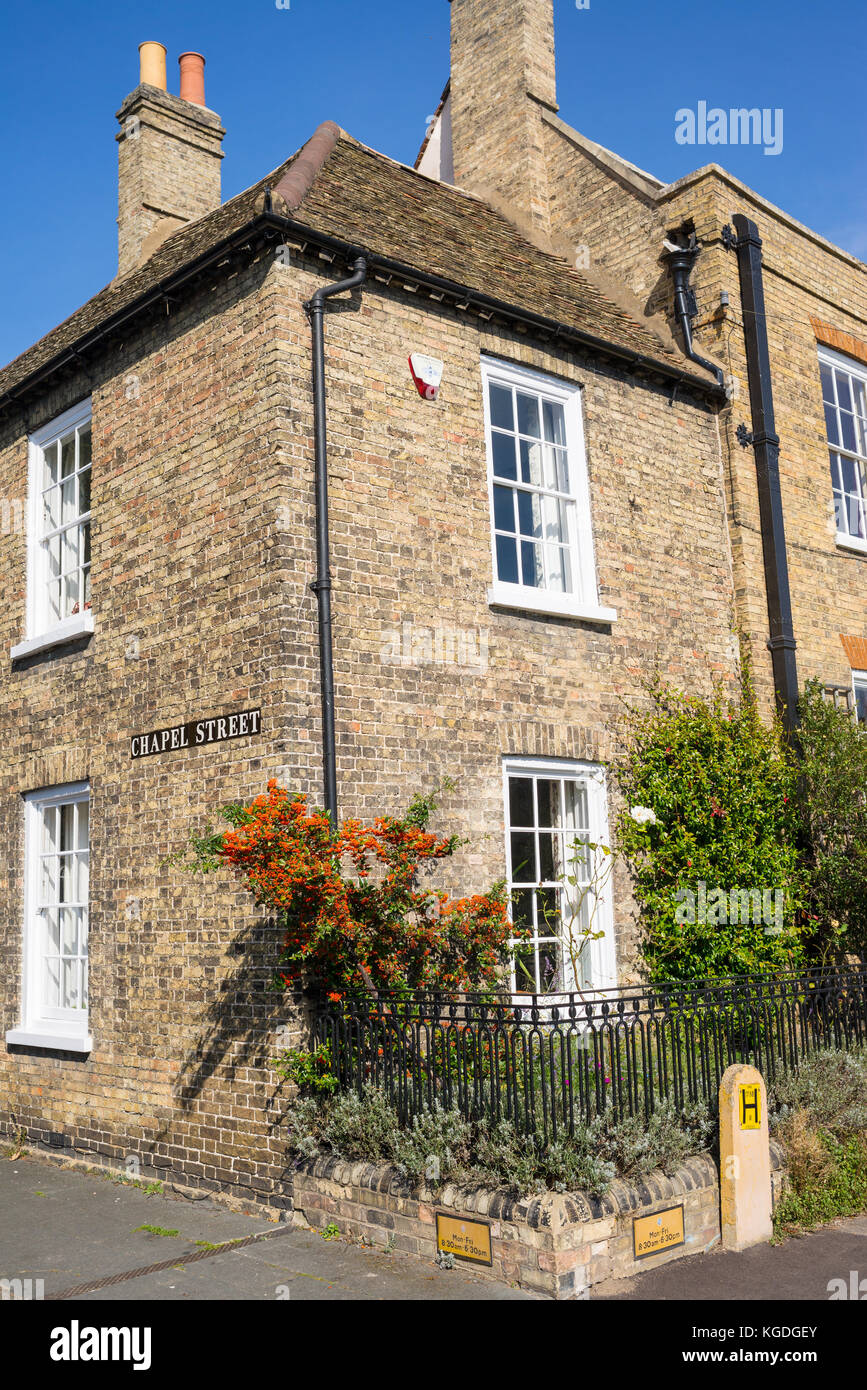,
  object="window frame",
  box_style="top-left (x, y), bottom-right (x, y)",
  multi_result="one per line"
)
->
top-left (818, 345), bottom-right (867, 556)
top-left (481, 358), bottom-right (616, 624)
top-left (502, 757), bottom-right (617, 997)
top-left (853, 670), bottom-right (867, 724)
top-left (5, 781), bottom-right (92, 1053)
top-left (11, 399), bottom-right (94, 661)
